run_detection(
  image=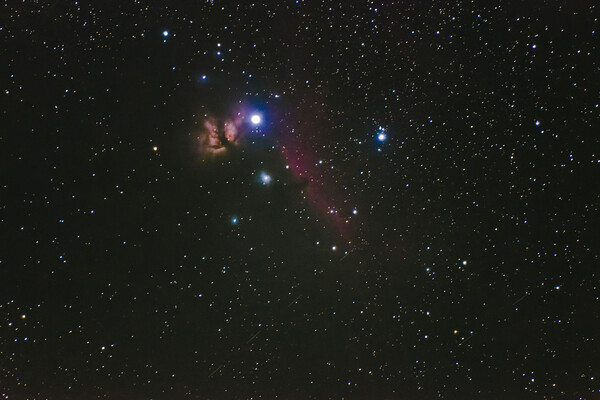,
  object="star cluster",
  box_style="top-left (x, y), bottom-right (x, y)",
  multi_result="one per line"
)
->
top-left (1, 1), bottom-right (598, 399)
